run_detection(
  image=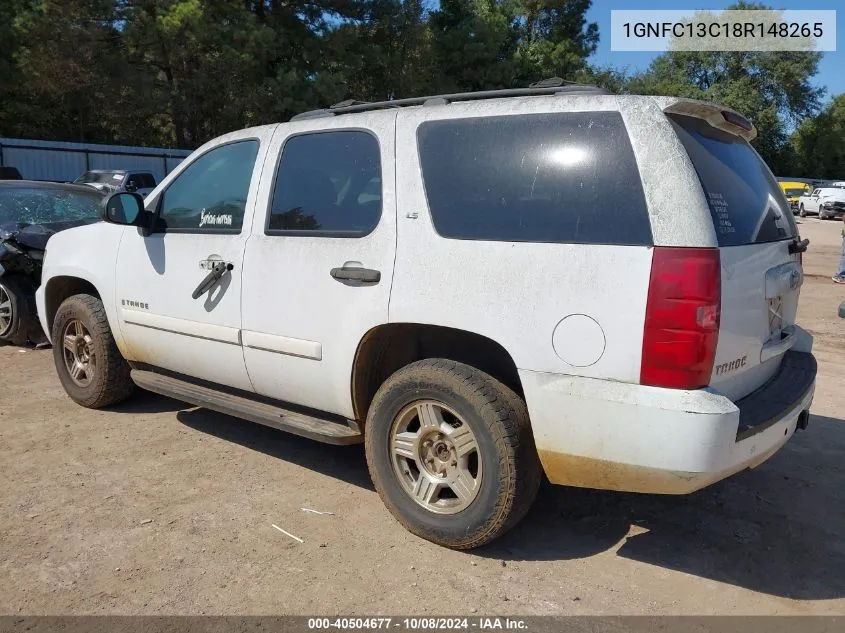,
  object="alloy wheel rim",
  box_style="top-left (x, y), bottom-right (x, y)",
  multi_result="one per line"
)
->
top-left (62, 319), bottom-right (95, 387)
top-left (389, 400), bottom-right (483, 515)
top-left (0, 284), bottom-right (12, 336)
